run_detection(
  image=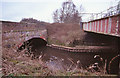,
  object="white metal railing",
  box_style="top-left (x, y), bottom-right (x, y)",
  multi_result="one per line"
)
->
top-left (84, 4), bottom-right (120, 22)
